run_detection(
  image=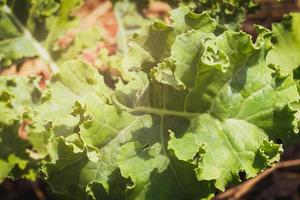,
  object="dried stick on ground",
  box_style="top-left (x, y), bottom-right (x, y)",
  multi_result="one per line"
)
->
top-left (214, 159), bottom-right (300, 200)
